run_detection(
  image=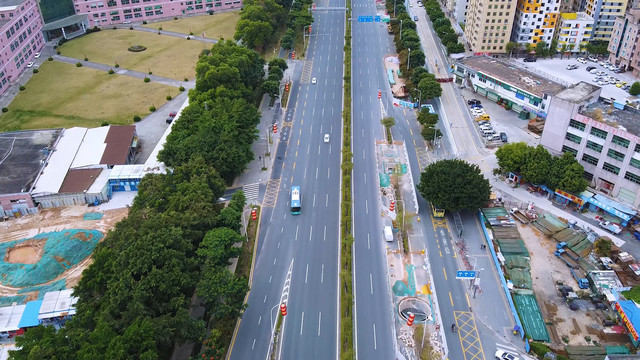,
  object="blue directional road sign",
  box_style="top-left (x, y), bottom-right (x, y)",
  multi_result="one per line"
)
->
top-left (358, 15), bottom-right (382, 22)
top-left (456, 270), bottom-right (476, 279)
